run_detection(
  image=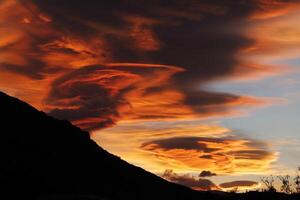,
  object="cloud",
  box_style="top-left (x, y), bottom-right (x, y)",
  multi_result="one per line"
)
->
top-left (160, 169), bottom-right (259, 191)
top-left (161, 169), bottom-right (218, 191)
top-left (45, 63), bottom-right (185, 130)
top-left (1, 0), bottom-right (292, 181)
top-left (93, 122), bottom-right (277, 176)
top-left (91, 123), bottom-right (233, 172)
top-left (141, 134), bottom-right (276, 174)
top-left (45, 62), bottom-right (269, 130)
top-left (1, 0), bottom-right (290, 129)
top-left (244, 6), bottom-right (300, 63)
top-left (0, 0), bottom-right (56, 79)
top-left (219, 180), bottom-right (259, 191)
top-left (249, 0), bottom-right (300, 20)
top-left (199, 170), bottom-right (217, 177)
